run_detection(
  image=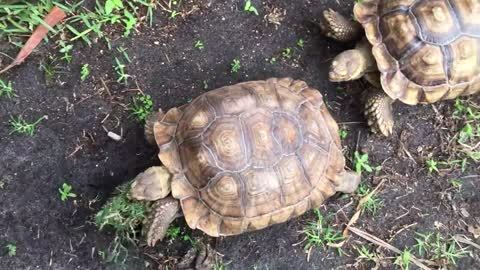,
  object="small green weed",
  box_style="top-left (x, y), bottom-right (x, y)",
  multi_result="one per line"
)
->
top-left (214, 261), bottom-right (227, 270)
top-left (231, 58), bottom-right (241, 73)
top-left (40, 56), bottom-right (62, 85)
top-left (303, 209), bottom-right (344, 252)
top-left (170, 10), bottom-right (180, 19)
top-left (452, 98), bottom-right (479, 120)
top-left (194, 40), bottom-right (204, 50)
top-left (269, 57), bottom-right (277, 64)
top-left (114, 57), bottom-right (131, 85)
top-left (80, 64), bottom-right (90, 81)
top-left (354, 151), bottom-right (380, 174)
top-left (282, 47), bottom-right (292, 59)
top-left (458, 123), bottom-right (478, 143)
top-left (9, 115), bottom-right (46, 136)
top-left (117, 47), bottom-right (131, 63)
top-left (167, 225), bottom-right (197, 246)
top-left (394, 249), bottom-right (412, 270)
top-left (0, 79), bottom-right (14, 98)
top-left (6, 243), bottom-right (16, 257)
top-left (426, 159), bottom-right (439, 174)
top-left (130, 93), bottom-right (154, 121)
top-left (58, 40), bottom-right (73, 63)
top-left (244, 0), bottom-right (259, 16)
top-left (59, 183), bottom-right (77, 202)
top-left (339, 128), bottom-right (348, 140)
top-left (166, 226), bottom-right (181, 239)
top-left (355, 245), bottom-right (376, 262)
top-left (448, 179), bottom-right (462, 191)
top-left (297, 38), bottom-right (305, 48)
